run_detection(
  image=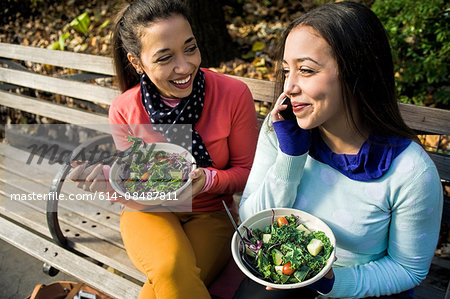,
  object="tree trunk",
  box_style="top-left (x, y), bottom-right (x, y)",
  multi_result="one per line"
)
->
top-left (184, 0), bottom-right (238, 67)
